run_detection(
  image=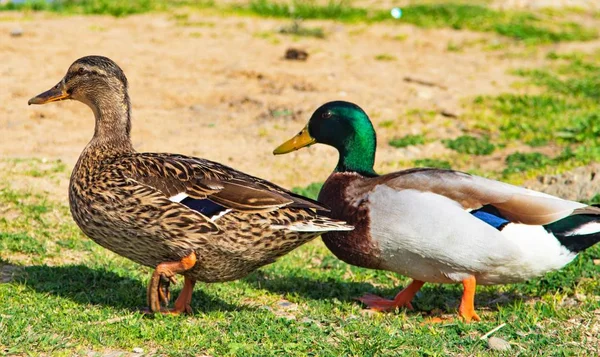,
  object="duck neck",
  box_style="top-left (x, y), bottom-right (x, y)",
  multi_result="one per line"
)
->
top-left (88, 90), bottom-right (134, 154)
top-left (335, 125), bottom-right (378, 177)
